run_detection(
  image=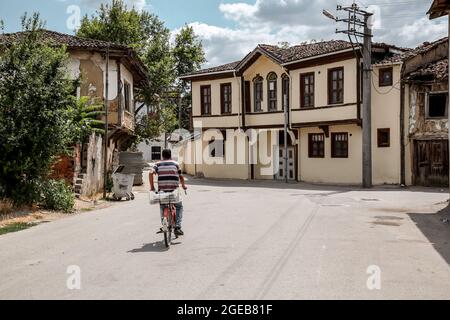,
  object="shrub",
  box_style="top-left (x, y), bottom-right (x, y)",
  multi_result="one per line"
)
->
top-left (40, 180), bottom-right (75, 213)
